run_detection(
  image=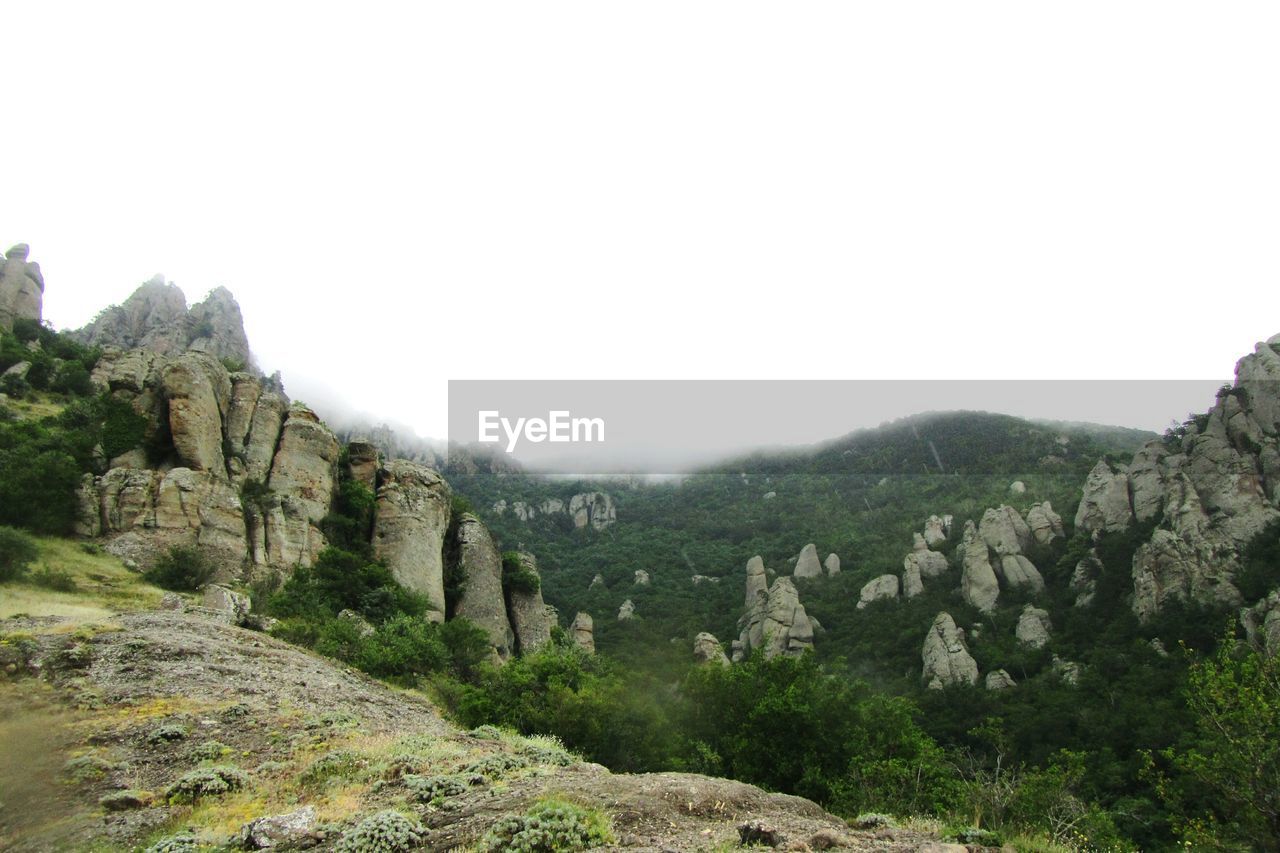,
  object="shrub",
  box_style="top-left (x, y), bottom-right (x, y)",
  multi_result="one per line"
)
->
top-left (1, 373), bottom-right (30, 399)
top-left (502, 551), bottom-right (541, 594)
top-left (147, 723), bottom-right (190, 745)
top-left (478, 798), bottom-right (616, 852)
top-left (404, 772), bottom-right (485, 803)
top-left (334, 810), bottom-right (426, 853)
top-left (98, 394), bottom-right (149, 460)
top-left (190, 740), bottom-right (231, 762)
top-left (301, 750), bottom-right (364, 787)
top-left (166, 764), bottom-right (248, 804)
top-left (144, 833), bottom-right (200, 853)
top-left (463, 752), bottom-right (531, 780)
top-left (28, 566), bottom-right (77, 592)
top-left (144, 546), bottom-right (216, 592)
top-left (0, 526), bottom-right (39, 582)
